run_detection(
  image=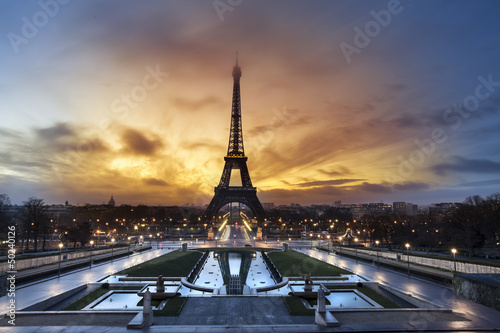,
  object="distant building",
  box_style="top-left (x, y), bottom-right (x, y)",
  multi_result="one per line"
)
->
top-left (262, 203), bottom-right (275, 210)
top-left (429, 202), bottom-right (457, 215)
top-left (352, 203), bottom-right (392, 220)
top-left (393, 202), bottom-right (419, 216)
top-left (333, 200), bottom-right (341, 208)
top-left (108, 195), bottom-right (116, 207)
top-left (393, 202), bottom-right (407, 216)
top-left (406, 203), bottom-right (418, 216)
